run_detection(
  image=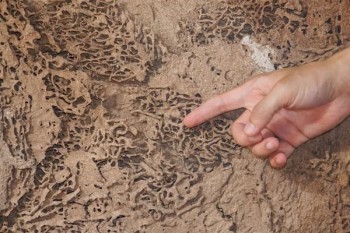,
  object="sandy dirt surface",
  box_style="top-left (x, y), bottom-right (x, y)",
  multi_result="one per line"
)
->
top-left (1, 0), bottom-right (350, 232)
